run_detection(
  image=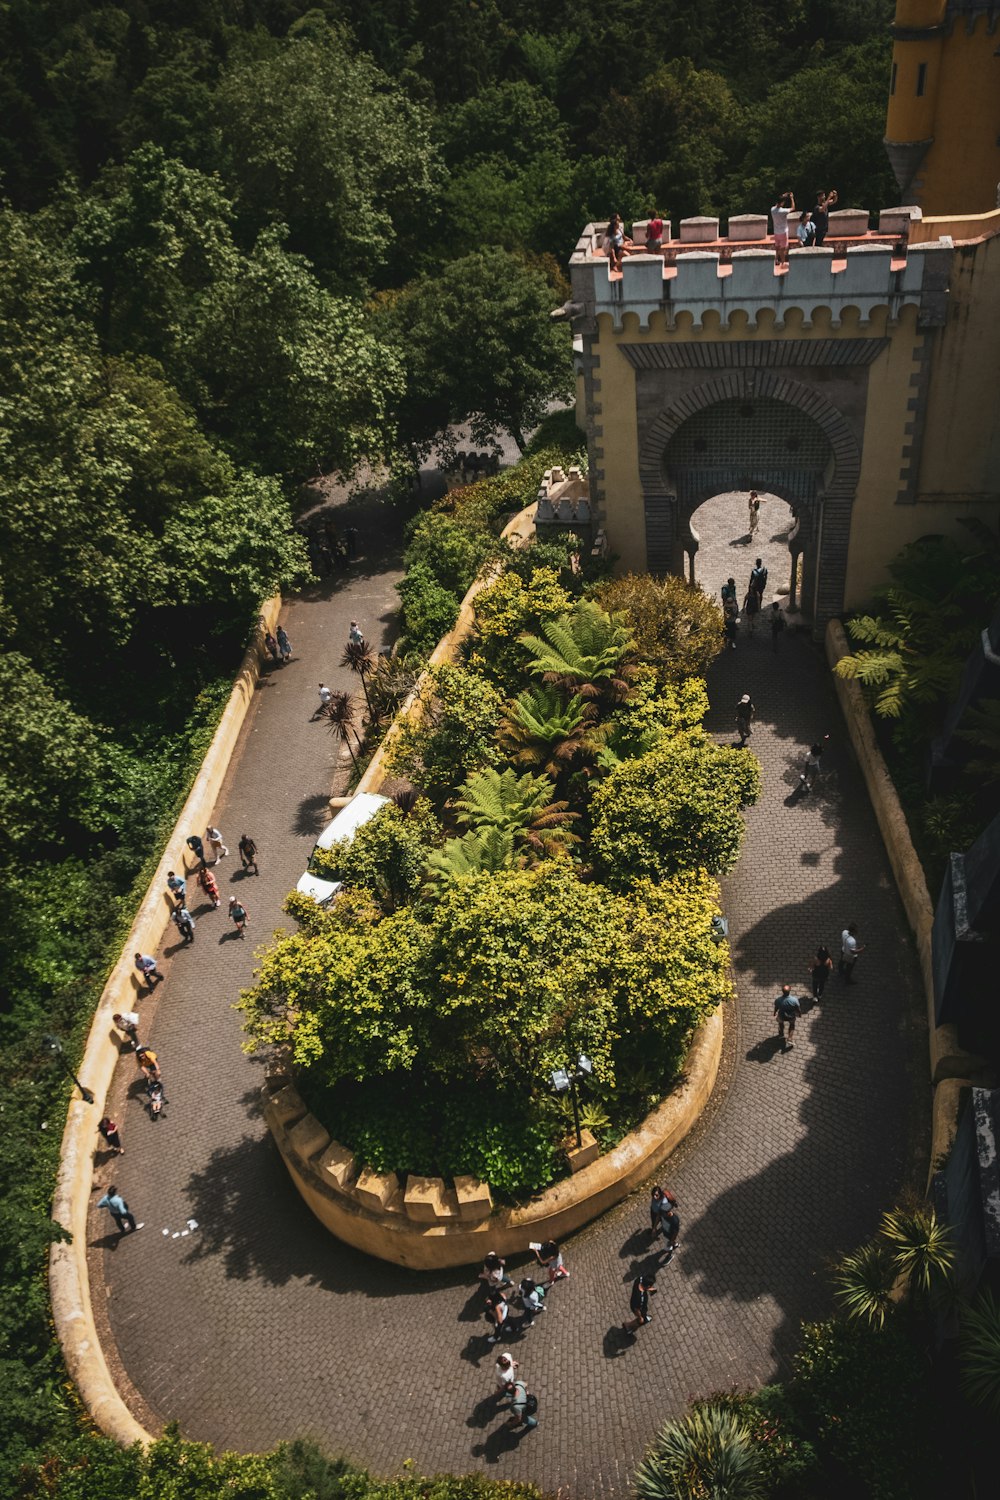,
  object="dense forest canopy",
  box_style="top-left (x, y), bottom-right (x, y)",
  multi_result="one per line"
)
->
top-left (0, 1), bottom-right (897, 1488)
